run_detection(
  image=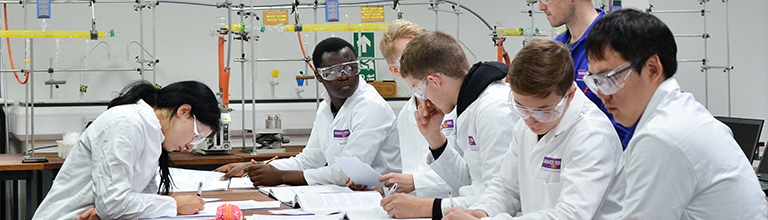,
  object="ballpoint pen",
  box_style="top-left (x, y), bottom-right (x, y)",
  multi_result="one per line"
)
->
top-left (197, 181), bottom-right (203, 197)
top-left (243, 156), bottom-right (279, 178)
top-left (385, 183), bottom-right (398, 197)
